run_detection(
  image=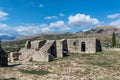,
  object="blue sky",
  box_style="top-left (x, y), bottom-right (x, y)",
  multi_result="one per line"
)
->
top-left (0, 0), bottom-right (120, 38)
